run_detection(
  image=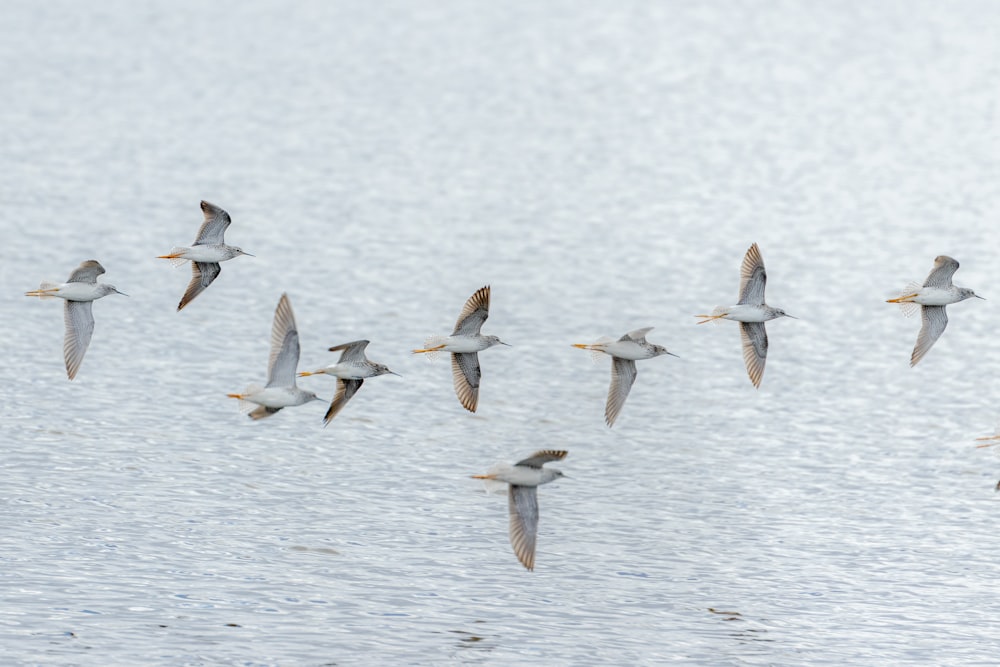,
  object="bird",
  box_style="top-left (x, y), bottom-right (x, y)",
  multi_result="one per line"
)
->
top-left (696, 242), bottom-right (796, 387)
top-left (298, 340), bottom-right (399, 425)
top-left (25, 260), bottom-right (127, 380)
top-left (572, 327), bottom-right (677, 426)
top-left (227, 293), bottom-right (322, 419)
top-left (472, 450), bottom-right (568, 571)
top-left (412, 285), bottom-right (509, 412)
top-left (158, 200), bottom-right (253, 311)
top-left (886, 255), bottom-right (983, 367)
